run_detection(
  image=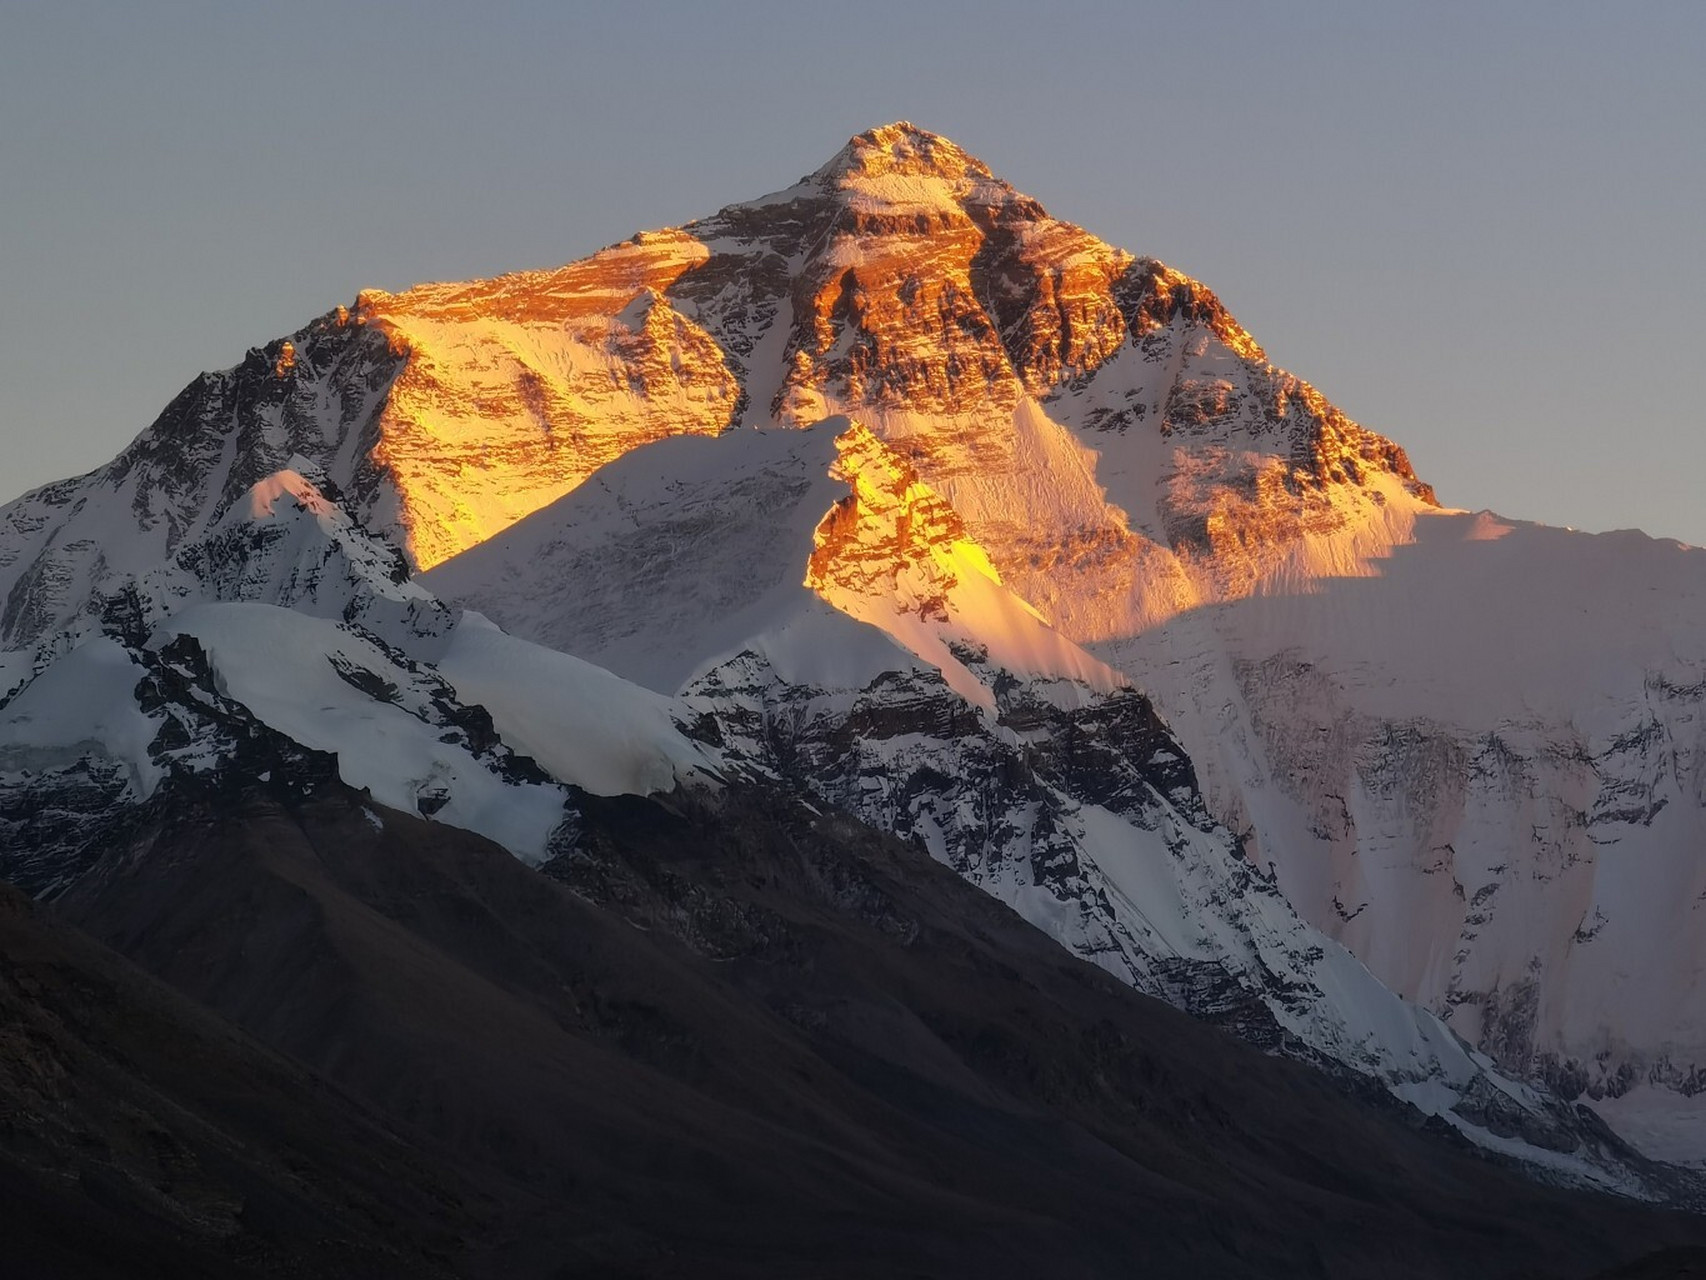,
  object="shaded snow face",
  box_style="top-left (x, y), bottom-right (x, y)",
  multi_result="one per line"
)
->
top-left (154, 603), bottom-right (572, 860)
top-left (1105, 509), bottom-right (1706, 1120)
